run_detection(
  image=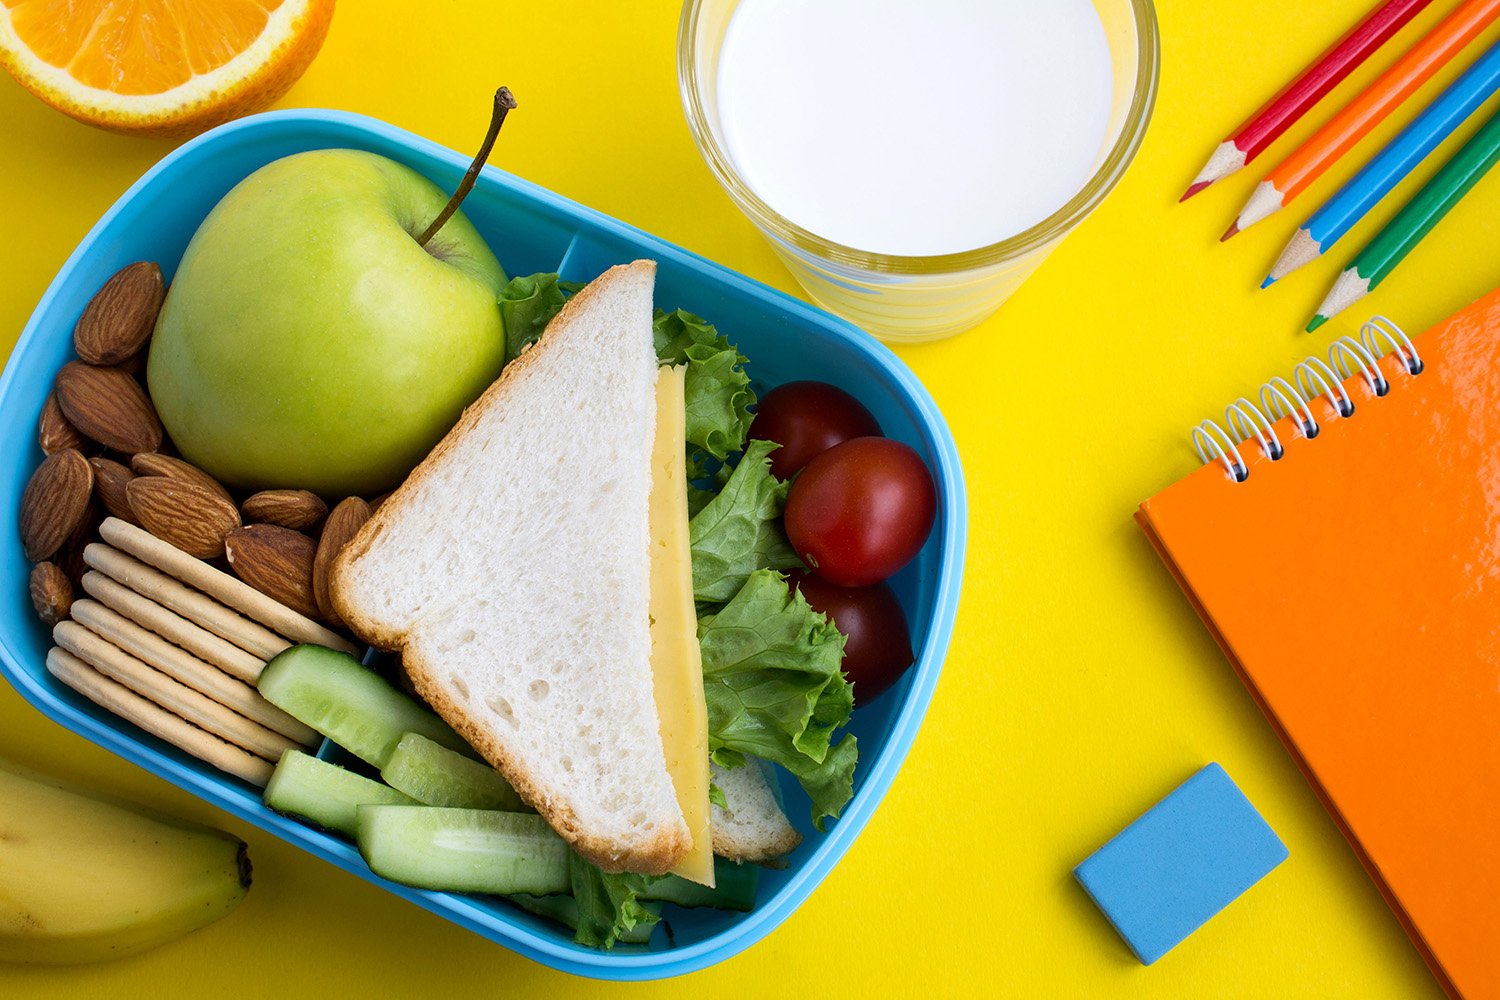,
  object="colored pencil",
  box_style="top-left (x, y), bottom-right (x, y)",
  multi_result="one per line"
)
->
top-left (1307, 106), bottom-right (1500, 330)
top-left (1224, 0), bottom-right (1500, 238)
top-left (1264, 38), bottom-right (1500, 284)
top-left (1182, 0), bottom-right (1434, 201)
